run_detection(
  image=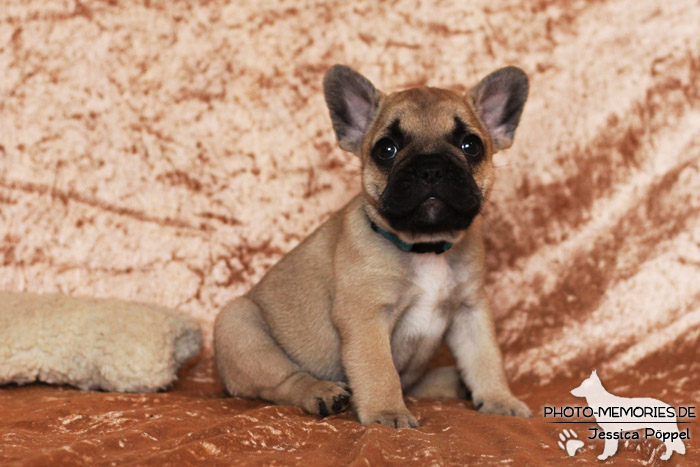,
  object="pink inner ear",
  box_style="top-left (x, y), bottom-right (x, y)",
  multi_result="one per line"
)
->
top-left (480, 92), bottom-right (508, 134)
top-left (345, 93), bottom-right (372, 133)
